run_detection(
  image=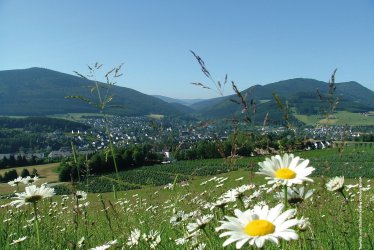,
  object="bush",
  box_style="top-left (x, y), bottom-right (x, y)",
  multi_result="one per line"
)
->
top-left (53, 184), bottom-right (72, 195)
